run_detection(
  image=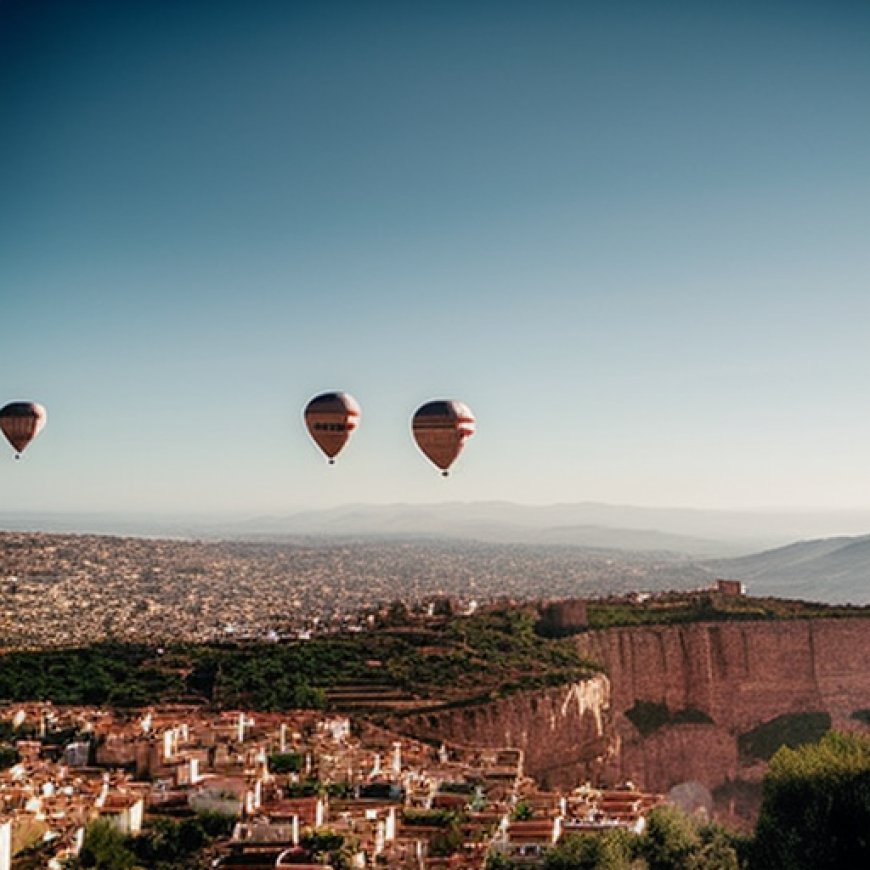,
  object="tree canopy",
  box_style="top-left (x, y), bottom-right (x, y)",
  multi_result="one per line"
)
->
top-left (752, 731), bottom-right (870, 870)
